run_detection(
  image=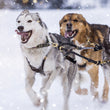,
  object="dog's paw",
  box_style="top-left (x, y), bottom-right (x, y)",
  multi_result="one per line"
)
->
top-left (75, 88), bottom-right (88, 95)
top-left (33, 97), bottom-right (41, 106)
top-left (99, 97), bottom-right (108, 104)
